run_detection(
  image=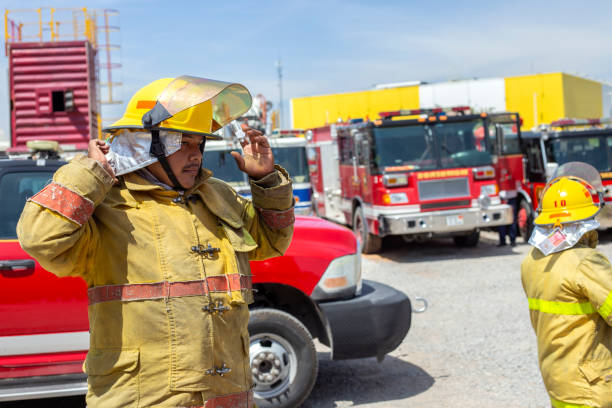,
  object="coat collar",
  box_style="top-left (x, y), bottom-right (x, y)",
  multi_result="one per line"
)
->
top-left (121, 168), bottom-right (243, 229)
